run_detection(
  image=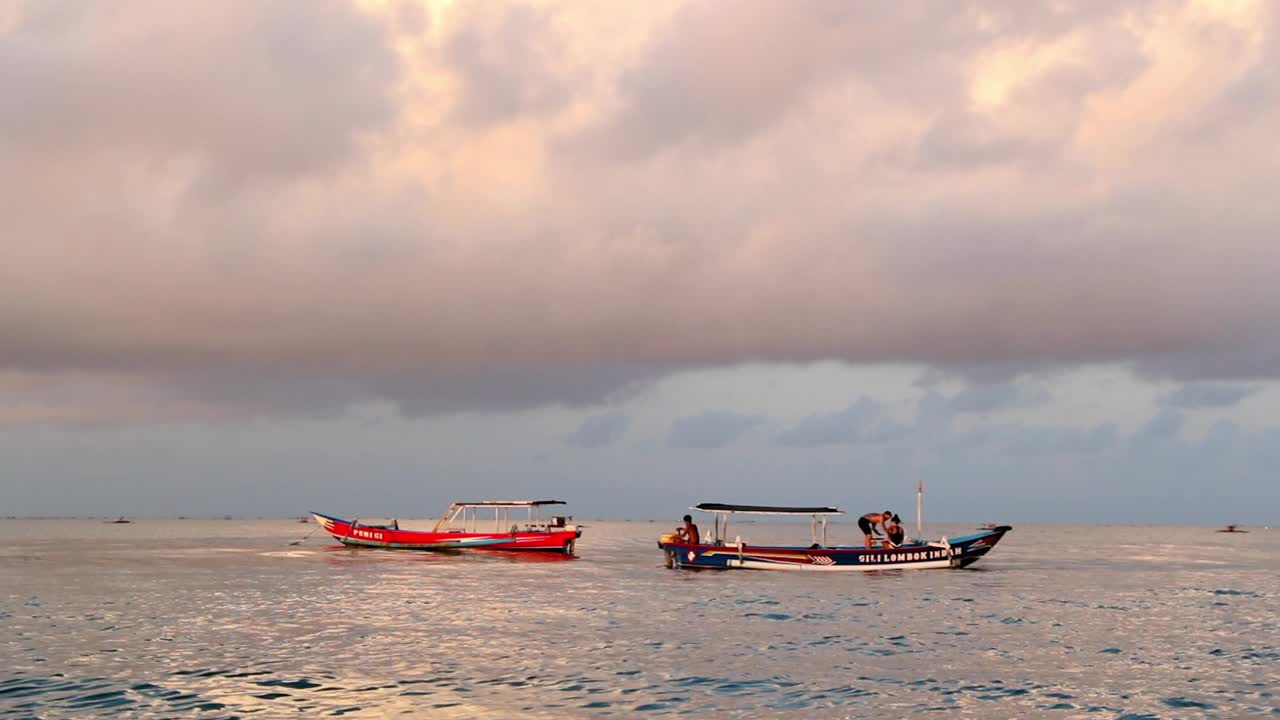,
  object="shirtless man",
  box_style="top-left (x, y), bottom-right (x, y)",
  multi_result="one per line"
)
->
top-left (676, 514), bottom-right (701, 544)
top-left (858, 510), bottom-right (893, 549)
